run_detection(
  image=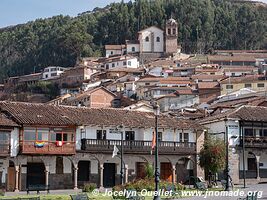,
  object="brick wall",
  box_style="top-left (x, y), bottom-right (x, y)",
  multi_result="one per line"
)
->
top-left (90, 89), bottom-right (115, 108)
